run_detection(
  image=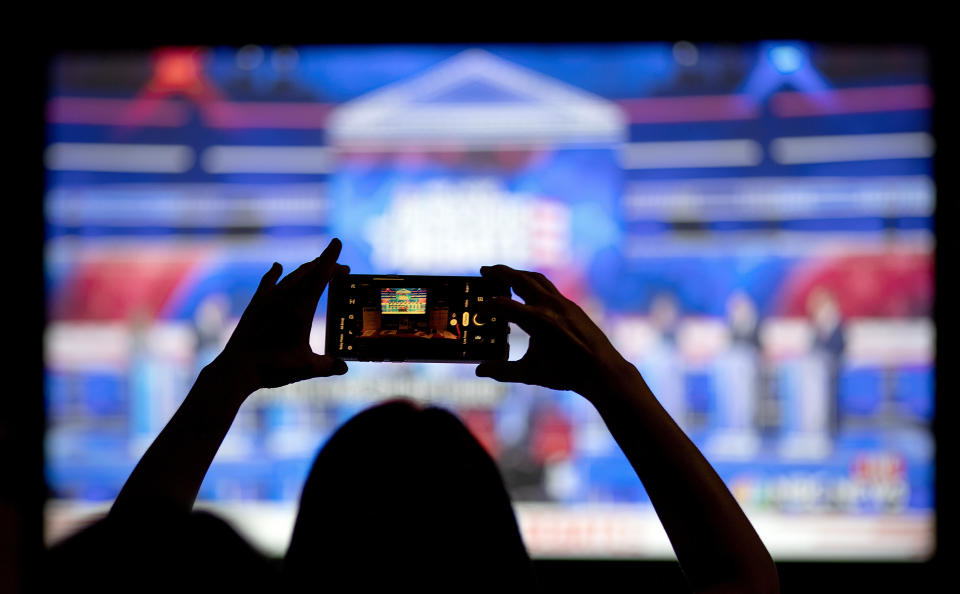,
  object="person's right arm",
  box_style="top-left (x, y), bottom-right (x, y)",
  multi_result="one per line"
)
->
top-left (476, 265), bottom-right (779, 594)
